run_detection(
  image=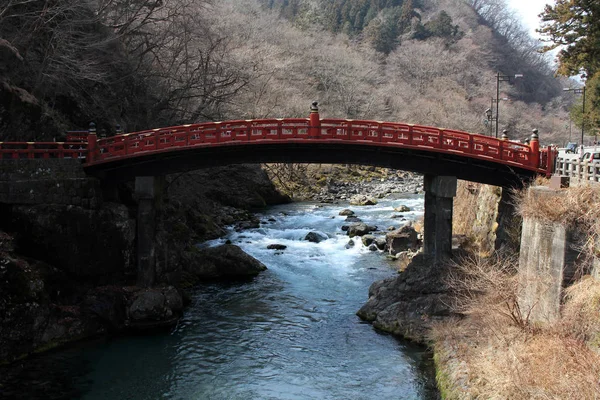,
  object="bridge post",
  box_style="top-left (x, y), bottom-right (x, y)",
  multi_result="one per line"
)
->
top-left (87, 122), bottom-right (98, 163)
top-left (423, 175), bottom-right (457, 263)
top-left (135, 176), bottom-right (164, 287)
top-left (309, 101), bottom-right (320, 137)
top-left (529, 129), bottom-right (540, 168)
